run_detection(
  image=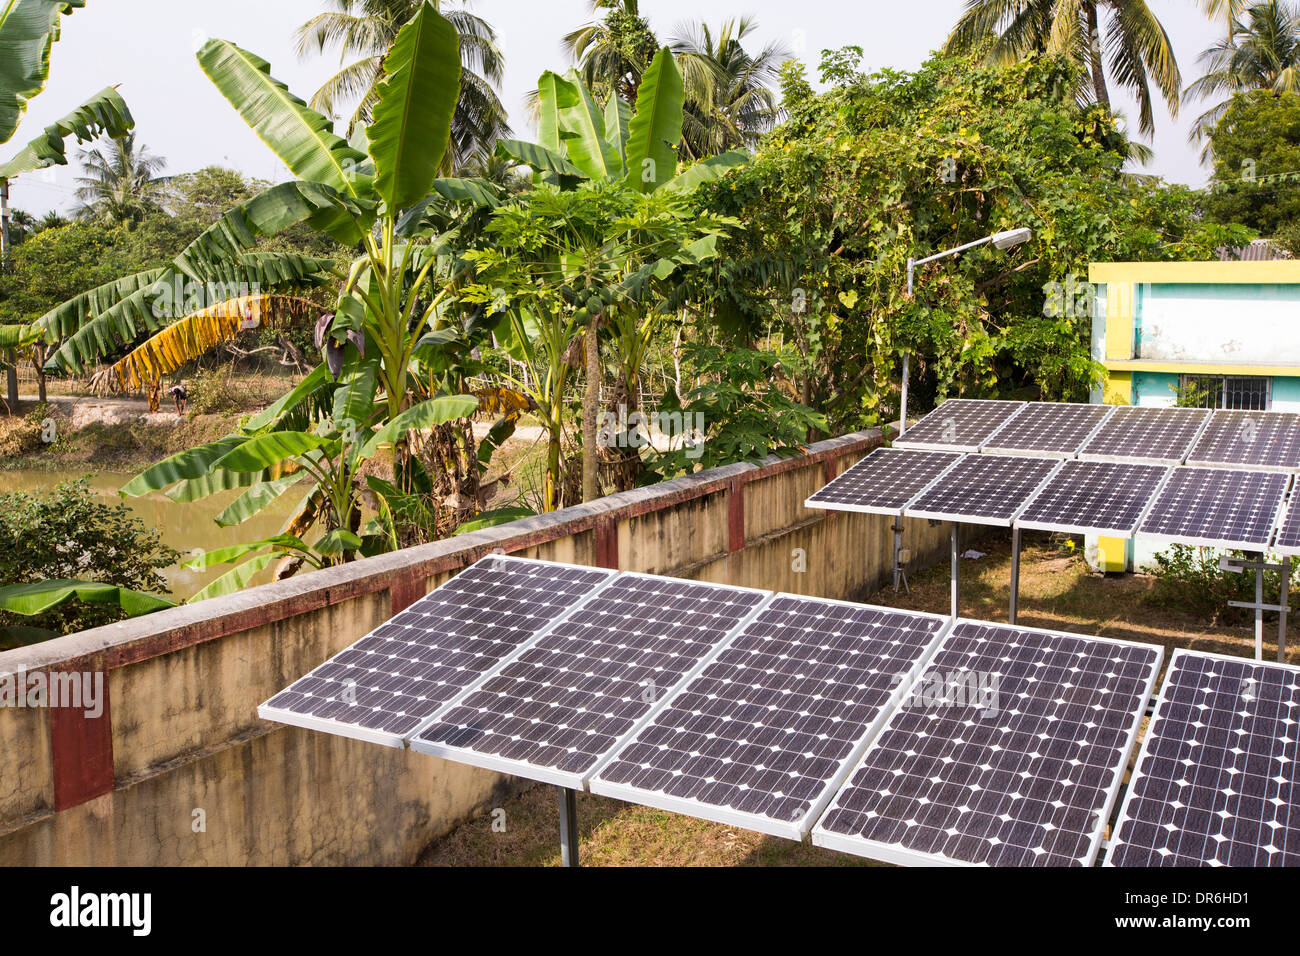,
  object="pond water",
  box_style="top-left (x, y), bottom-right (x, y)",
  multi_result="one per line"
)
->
top-left (2, 470), bottom-right (306, 600)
